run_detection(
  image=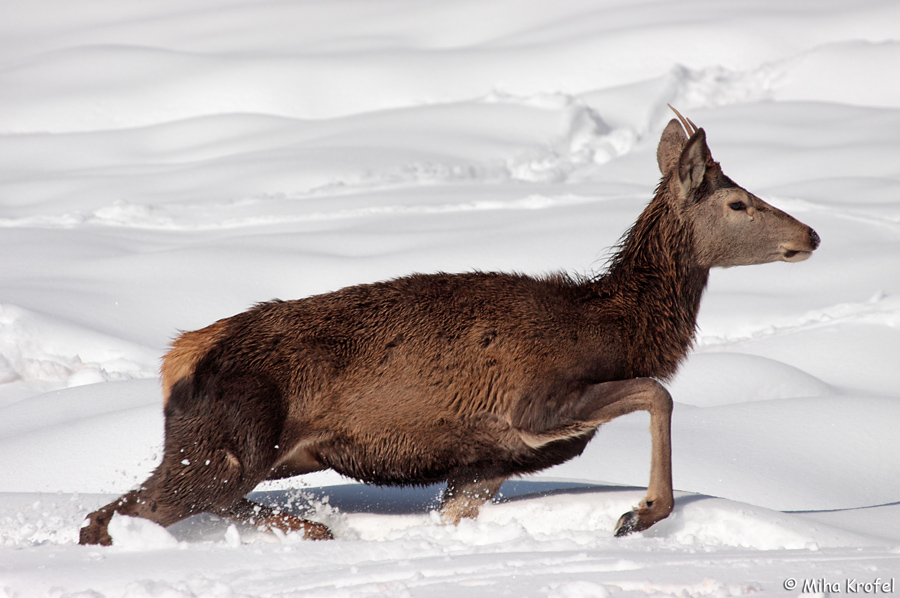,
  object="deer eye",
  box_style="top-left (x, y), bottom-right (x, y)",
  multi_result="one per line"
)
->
top-left (728, 201), bottom-right (746, 211)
